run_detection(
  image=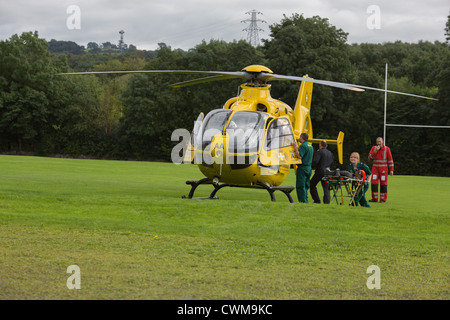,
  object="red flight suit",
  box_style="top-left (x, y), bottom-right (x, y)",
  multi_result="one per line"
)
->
top-left (368, 144), bottom-right (394, 202)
